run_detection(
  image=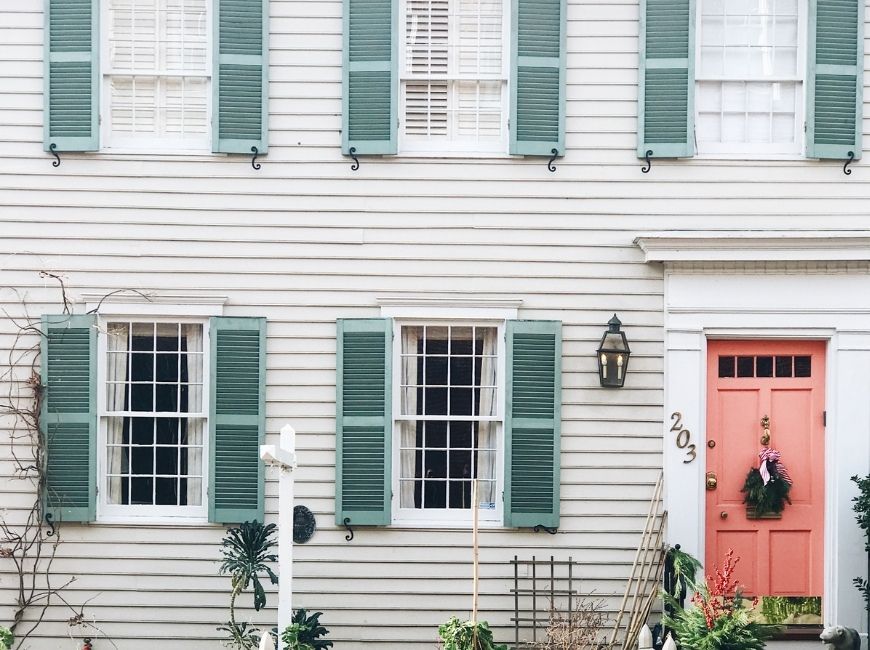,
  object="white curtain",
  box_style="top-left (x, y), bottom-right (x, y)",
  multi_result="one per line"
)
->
top-left (476, 328), bottom-right (498, 506)
top-left (400, 327), bottom-right (419, 508)
top-left (184, 324), bottom-right (203, 506)
top-left (106, 324), bottom-right (129, 505)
